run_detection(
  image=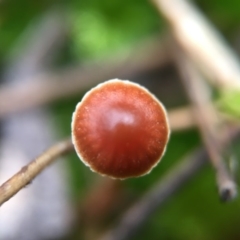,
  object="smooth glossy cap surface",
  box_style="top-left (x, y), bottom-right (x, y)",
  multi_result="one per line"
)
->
top-left (72, 79), bottom-right (170, 179)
